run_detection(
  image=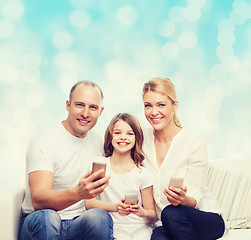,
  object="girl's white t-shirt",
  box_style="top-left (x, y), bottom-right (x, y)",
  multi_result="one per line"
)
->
top-left (94, 156), bottom-right (153, 239)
